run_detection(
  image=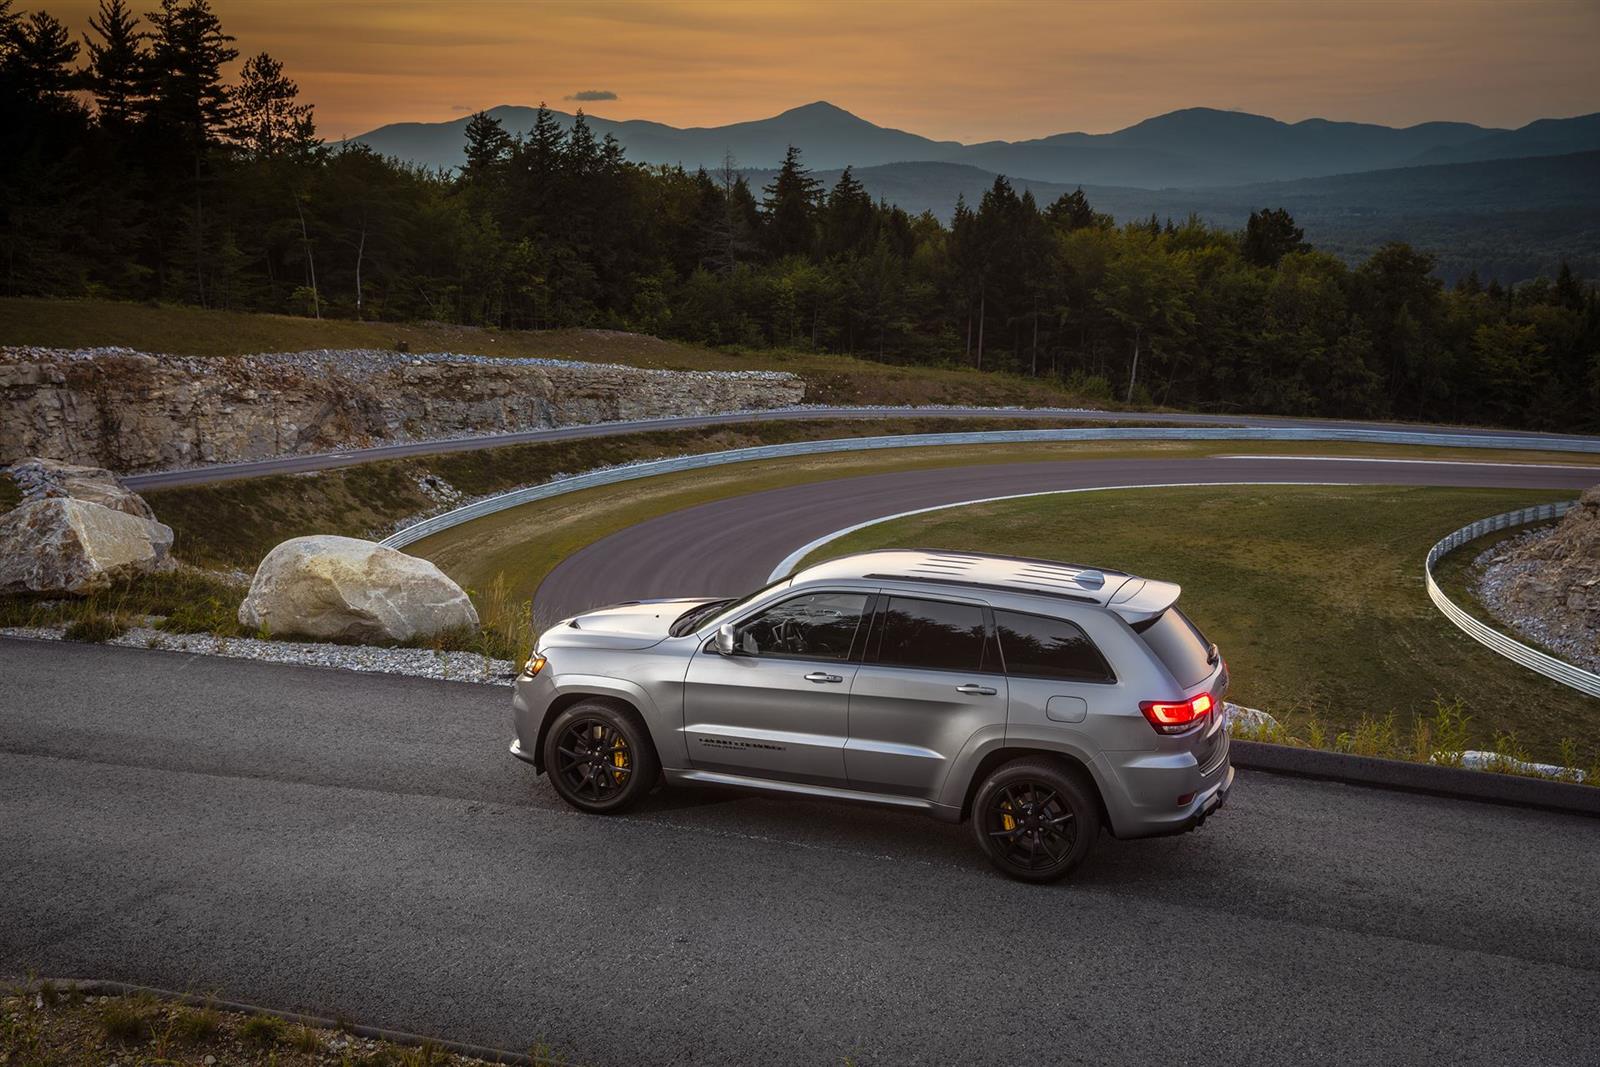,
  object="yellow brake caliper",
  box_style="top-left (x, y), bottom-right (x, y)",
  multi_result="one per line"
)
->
top-left (1001, 800), bottom-right (1016, 832)
top-left (612, 737), bottom-right (629, 783)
